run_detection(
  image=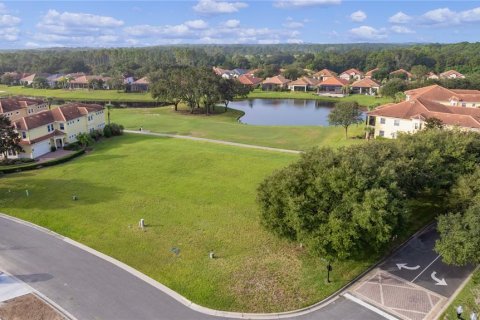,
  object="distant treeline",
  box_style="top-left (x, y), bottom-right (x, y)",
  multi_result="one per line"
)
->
top-left (1, 42), bottom-right (479, 77)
